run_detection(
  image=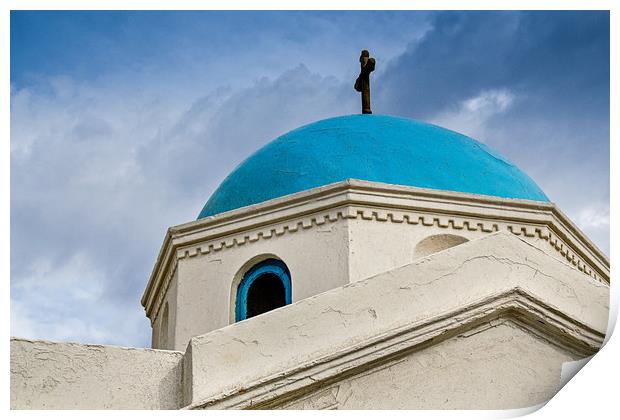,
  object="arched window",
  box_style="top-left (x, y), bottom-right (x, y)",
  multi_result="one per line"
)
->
top-left (414, 234), bottom-right (469, 259)
top-left (235, 259), bottom-right (292, 322)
